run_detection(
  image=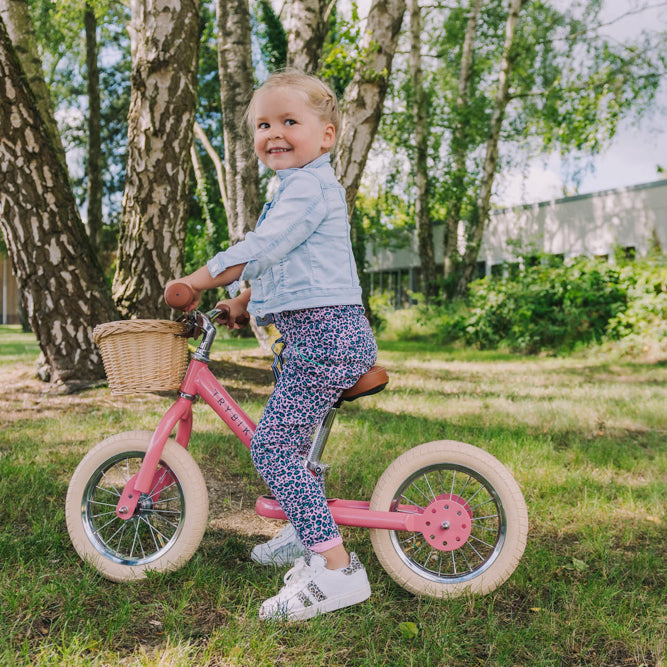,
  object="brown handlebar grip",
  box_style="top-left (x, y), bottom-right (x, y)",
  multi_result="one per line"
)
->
top-left (215, 305), bottom-right (230, 322)
top-left (215, 307), bottom-right (250, 328)
top-left (164, 282), bottom-right (194, 310)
